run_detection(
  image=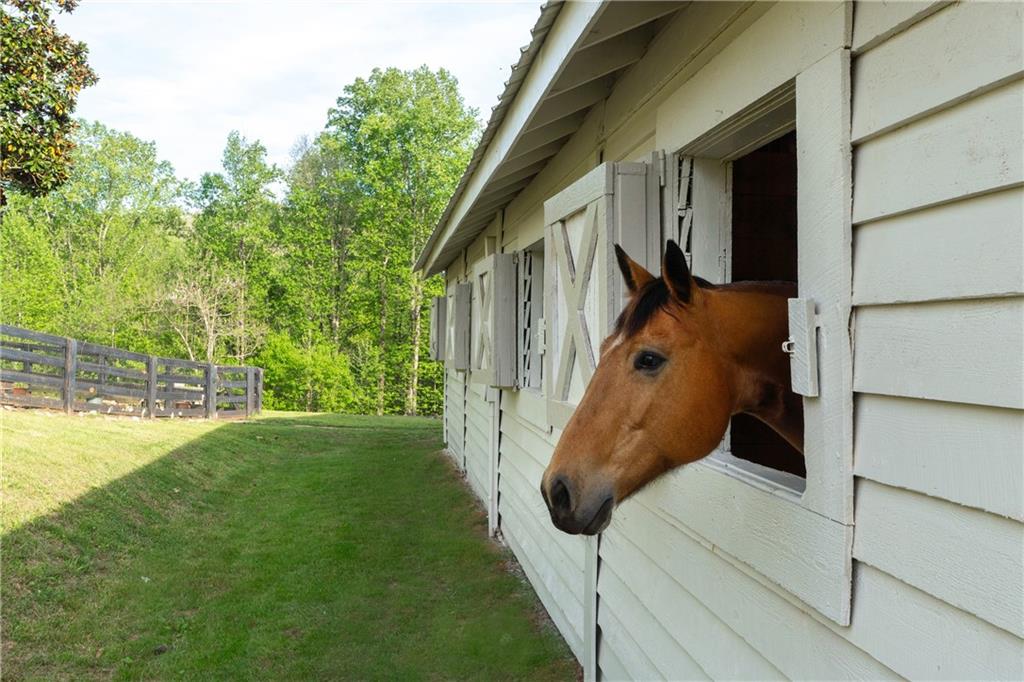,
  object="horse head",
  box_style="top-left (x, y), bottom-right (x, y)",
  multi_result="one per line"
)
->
top-left (540, 240), bottom-right (801, 535)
